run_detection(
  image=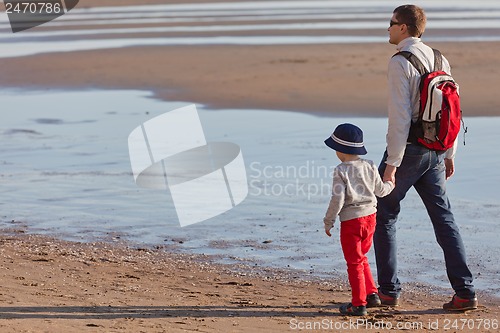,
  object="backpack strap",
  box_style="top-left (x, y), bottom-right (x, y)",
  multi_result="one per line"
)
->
top-left (393, 51), bottom-right (427, 75)
top-left (393, 48), bottom-right (443, 74)
top-left (432, 49), bottom-right (443, 71)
